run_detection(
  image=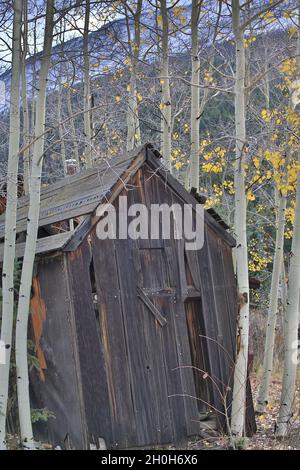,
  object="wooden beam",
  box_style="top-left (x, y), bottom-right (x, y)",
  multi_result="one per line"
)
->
top-left (0, 231), bottom-right (73, 262)
top-left (137, 286), bottom-right (167, 327)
